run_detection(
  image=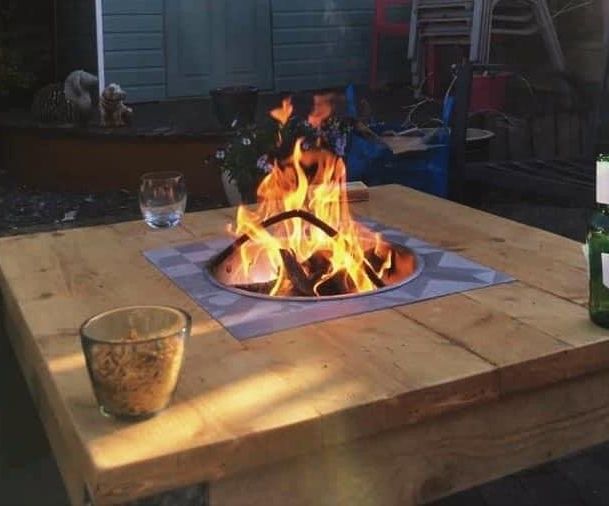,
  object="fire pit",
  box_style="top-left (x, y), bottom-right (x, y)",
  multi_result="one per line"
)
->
top-left (206, 213), bottom-right (423, 301)
top-left (206, 98), bottom-right (422, 300)
top-left (144, 98), bottom-right (511, 341)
